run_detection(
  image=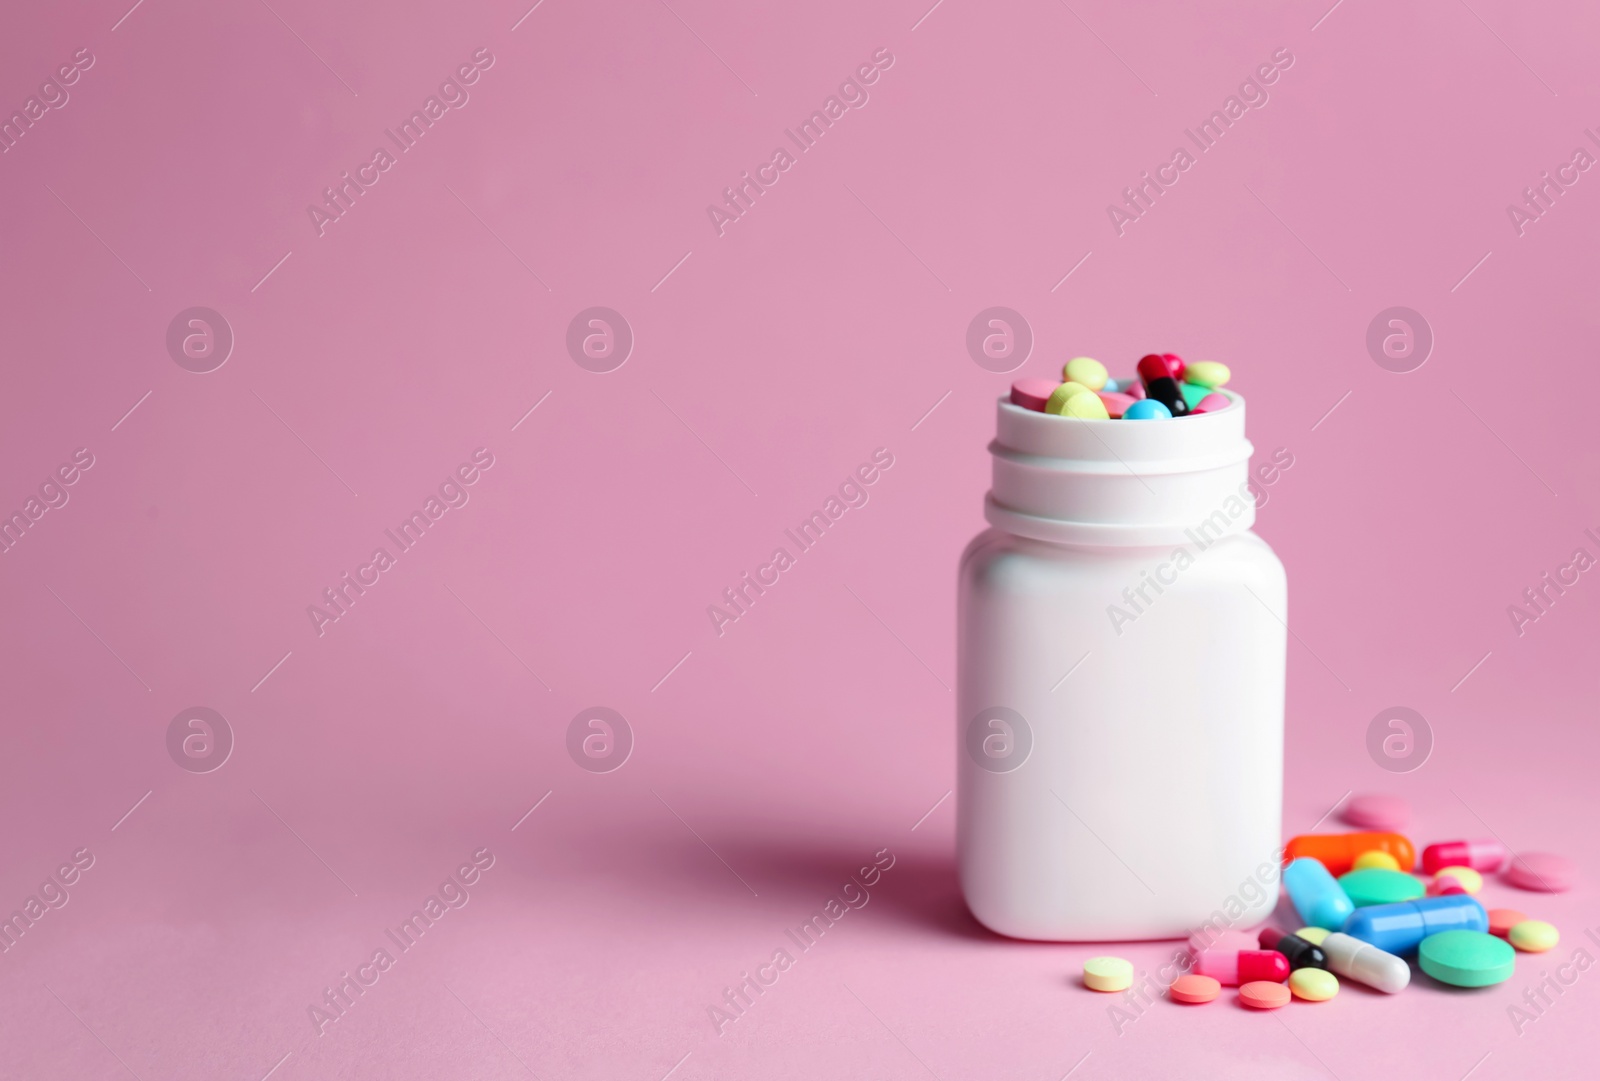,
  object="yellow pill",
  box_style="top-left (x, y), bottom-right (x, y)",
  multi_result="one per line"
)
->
top-left (1434, 866), bottom-right (1483, 894)
top-left (1083, 956), bottom-right (1134, 992)
top-left (1061, 391), bottom-right (1109, 419)
top-left (1045, 381), bottom-right (1092, 415)
top-left (1183, 360), bottom-right (1230, 388)
top-left (1353, 850), bottom-right (1401, 872)
top-left (1509, 920), bottom-right (1560, 952)
top-left (1289, 968), bottom-right (1339, 1002)
top-left (1062, 356), bottom-right (1107, 391)
top-left (1294, 926), bottom-right (1330, 946)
